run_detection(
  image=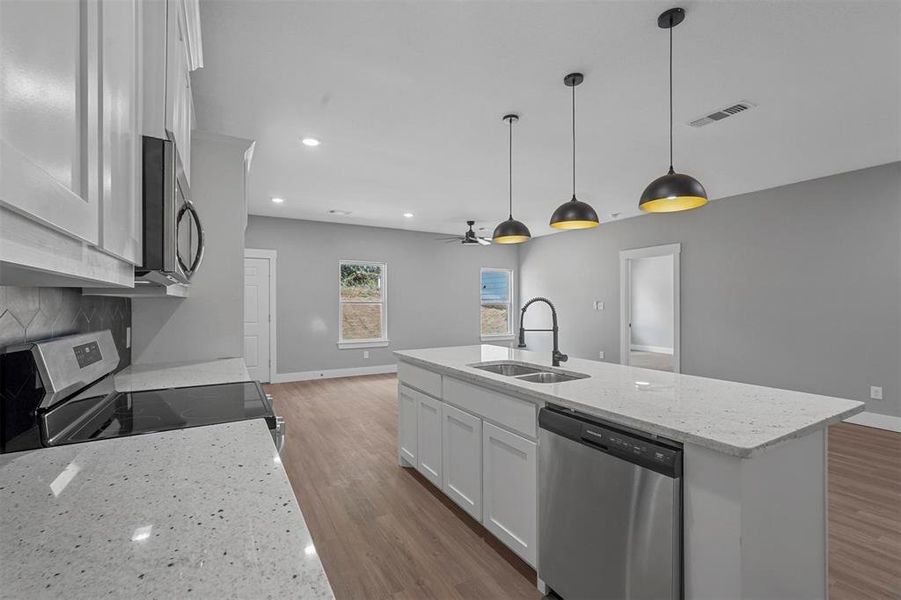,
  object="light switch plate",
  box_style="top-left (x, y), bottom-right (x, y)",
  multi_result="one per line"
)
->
top-left (598, 351), bottom-right (605, 359)
top-left (870, 386), bottom-right (883, 400)
top-left (363, 350), bottom-right (369, 359)
top-left (593, 301), bottom-right (605, 311)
